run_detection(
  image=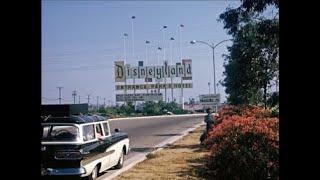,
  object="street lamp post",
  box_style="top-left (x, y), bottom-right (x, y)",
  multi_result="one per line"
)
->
top-left (179, 24), bottom-right (184, 109)
top-left (157, 47), bottom-right (162, 65)
top-left (190, 39), bottom-right (232, 94)
top-left (190, 39), bottom-right (232, 111)
top-left (145, 40), bottom-right (150, 65)
top-left (162, 26), bottom-right (167, 60)
top-left (145, 40), bottom-right (150, 94)
top-left (170, 37), bottom-right (175, 102)
top-left (157, 47), bottom-right (162, 94)
top-left (162, 26), bottom-right (167, 102)
top-left (123, 33), bottom-right (128, 105)
top-left (131, 16), bottom-right (136, 106)
top-left (131, 16), bottom-right (135, 59)
top-left (123, 33), bottom-right (128, 62)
